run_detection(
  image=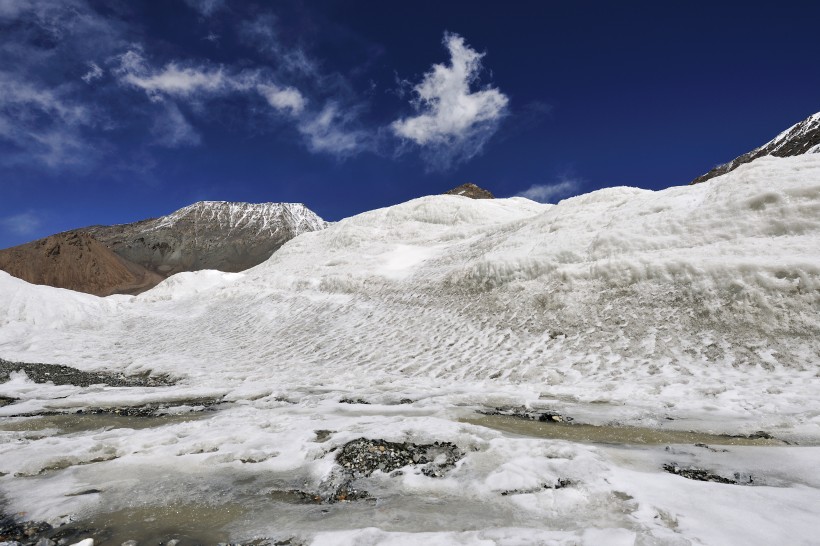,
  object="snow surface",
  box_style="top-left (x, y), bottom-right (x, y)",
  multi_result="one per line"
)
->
top-left (1, 155), bottom-right (820, 544)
